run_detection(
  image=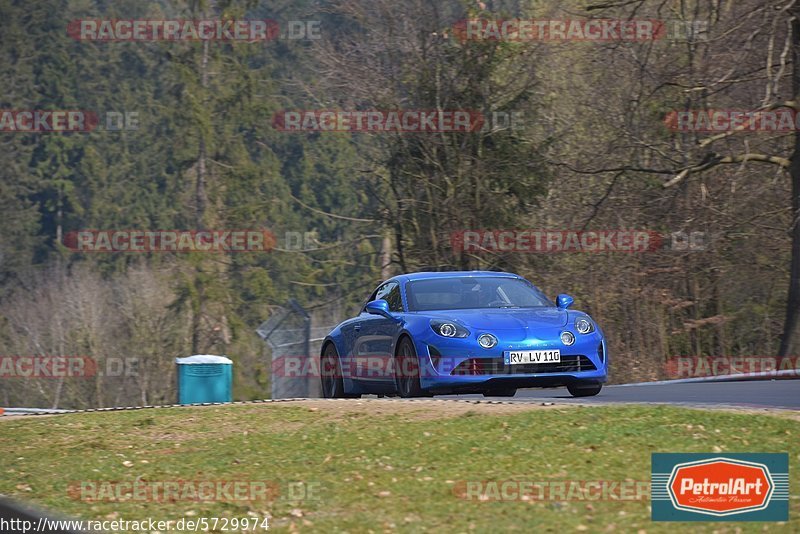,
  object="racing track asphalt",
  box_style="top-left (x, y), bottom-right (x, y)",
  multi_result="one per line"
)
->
top-left (446, 379), bottom-right (800, 410)
top-left (3, 380), bottom-right (797, 416)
